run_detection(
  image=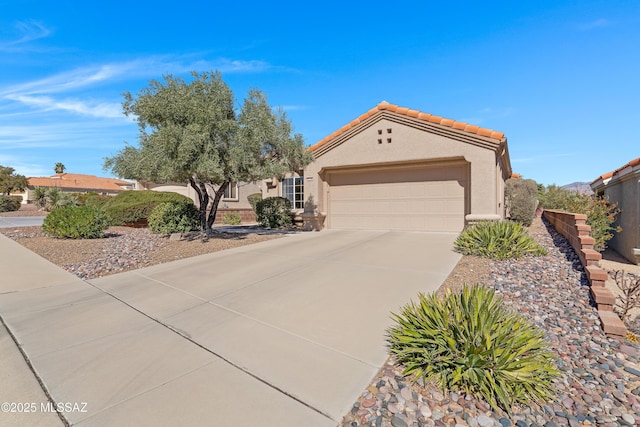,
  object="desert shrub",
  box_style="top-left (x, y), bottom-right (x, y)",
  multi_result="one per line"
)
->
top-left (148, 200), bottom-right (200, 234)
top-left (454, 221), bottom-right (547, 259)
top-left (611, 270), bottom-right (640, 325)
top-left (505, 178), bottom-right (538, 226)
top-left (255, 197), bottom-right (293, 228)
top-left (387, 285), bottom-right (560, 413)
top-left (0, 195), bottom-right (22, 212)
top-left (42, 206), bottom-right (110, 239)
top-left (76, 192), bottom-right (111, 209)
top-left (537, 184), bottom-right (570, 210)
top-left (102, 190), bottom-right (193, 225)
top-left (221, 212), bottom-right (241, 225)
top-left (538, 185), bottom-right (620, 251)
top-left (32, 187), bottom-right (78, 211)
top-left (247, 193), bottom-right (262, 214)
